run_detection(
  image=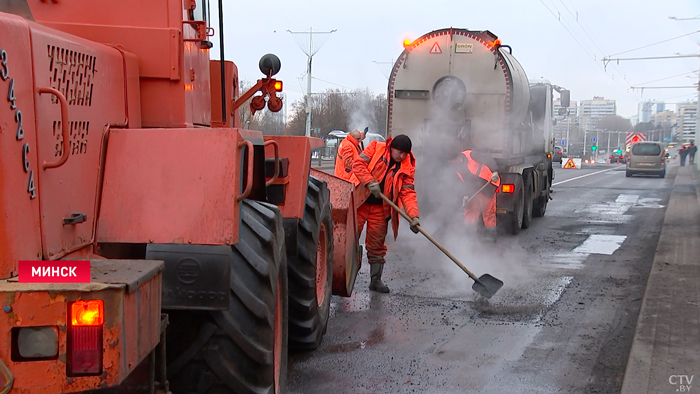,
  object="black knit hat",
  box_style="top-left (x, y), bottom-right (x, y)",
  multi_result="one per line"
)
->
top-left (391, 134), bottom-right (412, 153)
